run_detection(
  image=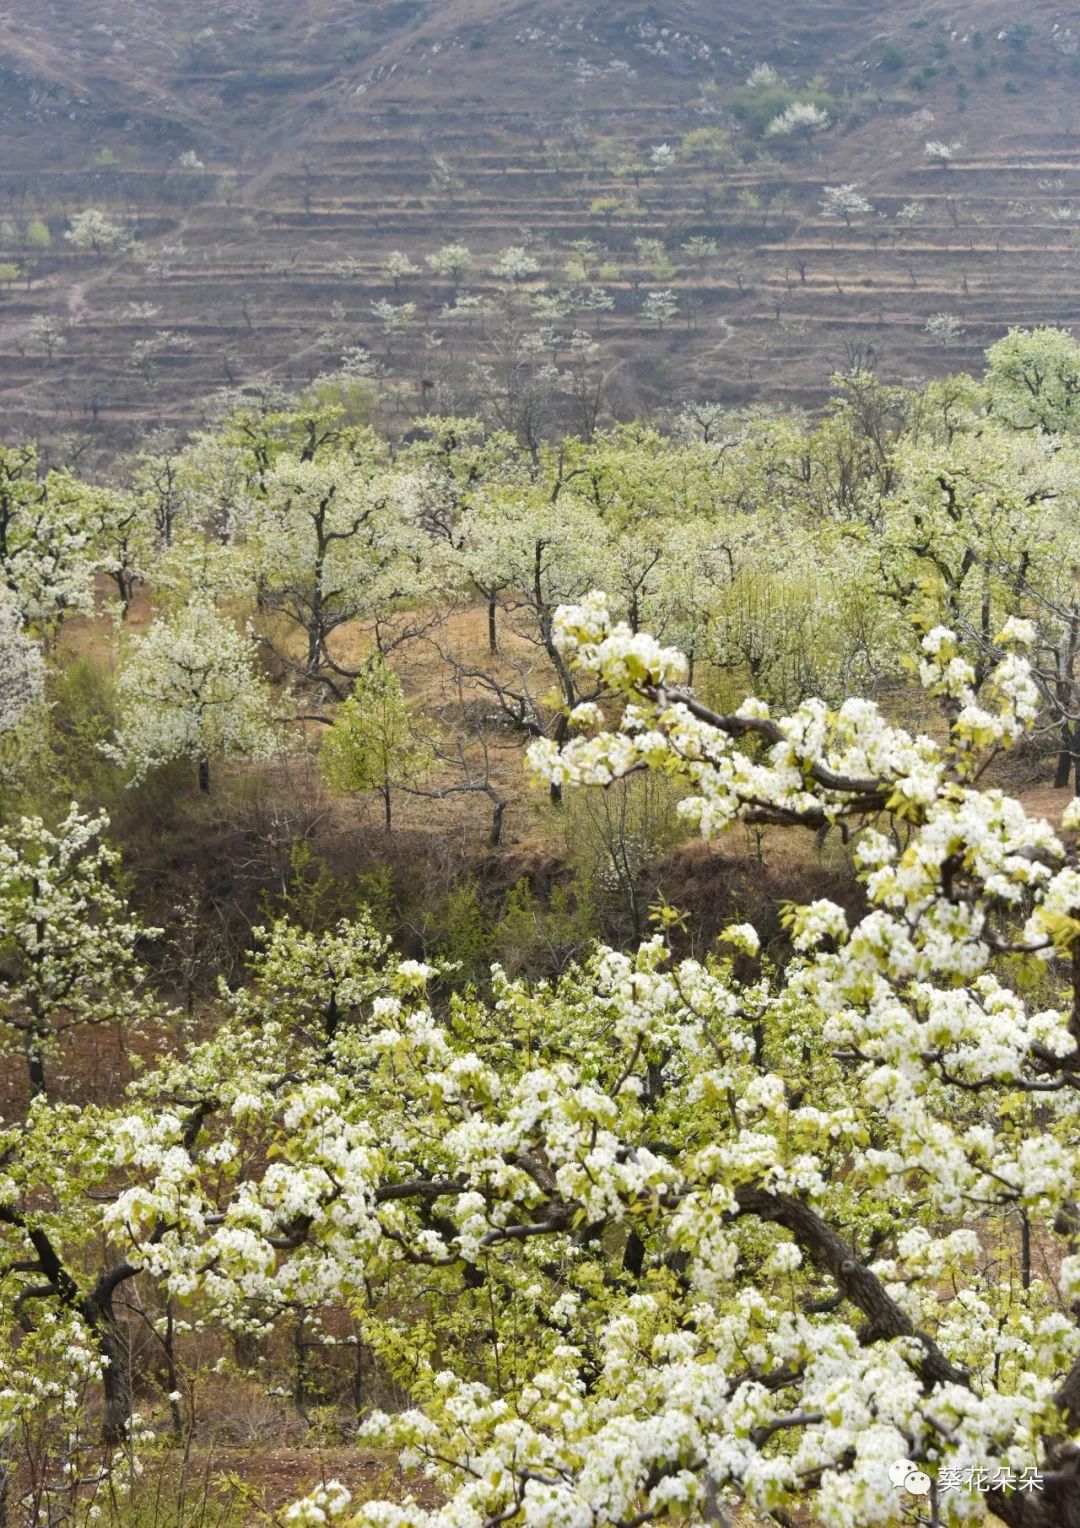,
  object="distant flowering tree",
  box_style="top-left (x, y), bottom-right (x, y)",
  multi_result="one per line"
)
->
top-left (381, 250), bottom-right (420, 290)
top-left (924, 311), bottom-right (965, 347)
top-left (80, 484), bottom-right (156, 616)
top-left (492, 245), bottom-right (541, 282)
top-left (641, 289), bottom-right (679, 330)
top-left (925, 139), bottom-right (962, 168)
top-left (682, 235), bottom-right (719, 267)
top-left (896, 199), bottom-right (927, 231)
top-left (820, 184), bottom-right (874, 227)
top-left (369, 298), bottom-right (417, 339)
top-left (0, 593), bottom-right (44, 734)
top-left (425, 242), bottom-right (473, 284)
top-left (0, 444), bottom-right (96, 632)
top-left (64, 208), bottom-right (128, 253)
top-left (232, 447), bottom-right (441, 695)
top-left (105, 602), bottom-right (276, 792)
top-left (0, 804), bottom-right (159, 1096)
top-left (745, 62), bottom-right (782, 87)
top-left (26, 313), bottom-right (67, 359)
top-left (764, 101), bottom-right (830, 147)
